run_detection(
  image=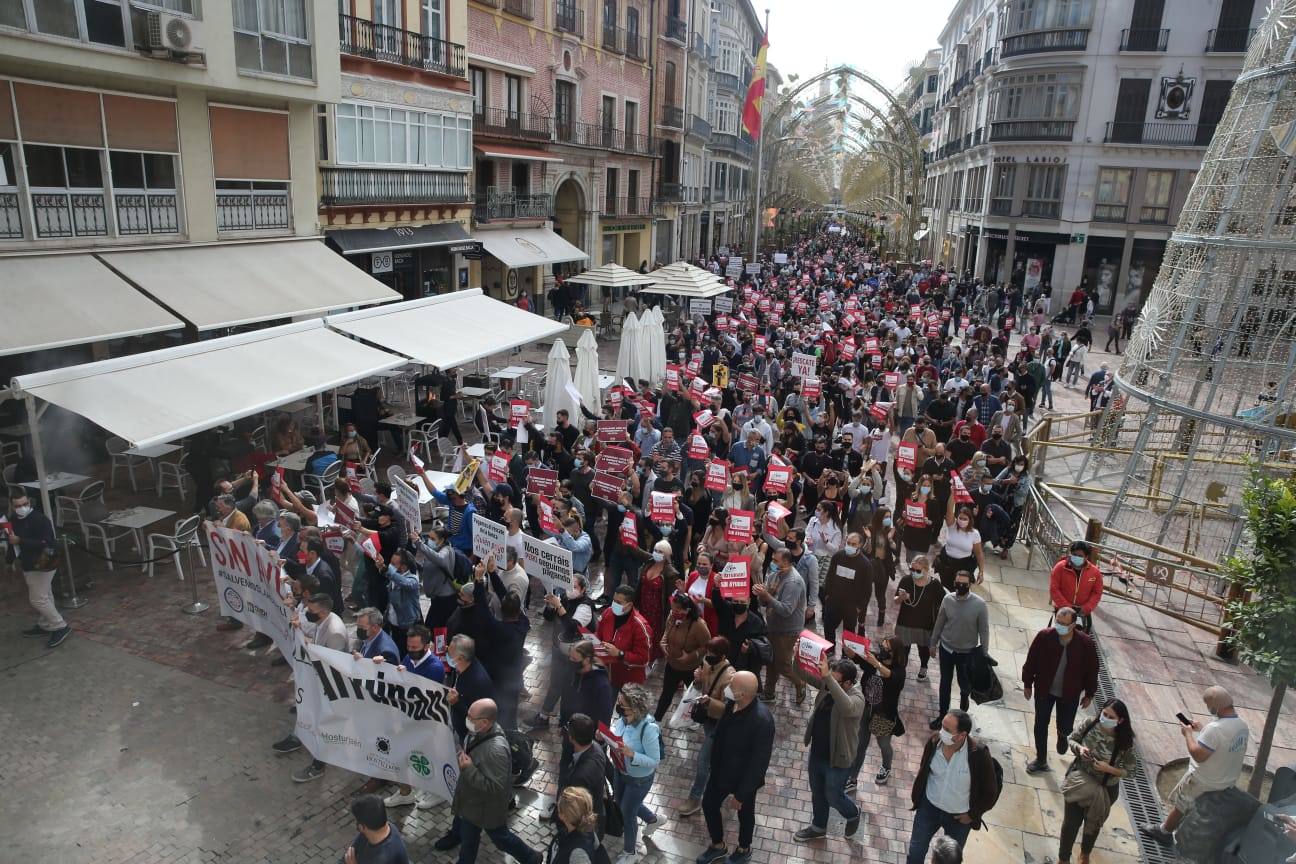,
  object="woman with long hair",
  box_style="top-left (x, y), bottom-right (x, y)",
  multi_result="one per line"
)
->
top-left (610, 684), bottom-right (662, 862)
top-left (898, 474), bottom-right (939, 563)
top-left (678, 636), bottom-right (735, 817)
top-left (546, 787), bottom-right (606, 864)
top-left (637, 540), bottom-right (675, 665)
top-left (1058, 699), bottom-right (1137, 864)
top-left (847, 633), bottom-right (908, 789)
top-left (935, 494), bottom-right (987, 590)
top-left (654, 591), bottom-right (711, 723)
